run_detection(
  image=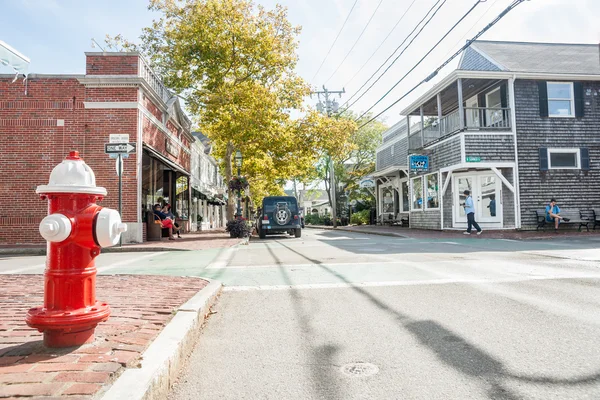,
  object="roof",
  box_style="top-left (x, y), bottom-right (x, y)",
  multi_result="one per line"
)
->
top-left (192, 132), bottom-right (212, 154)
top-left (460, 40), bottom-right (600, 75)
